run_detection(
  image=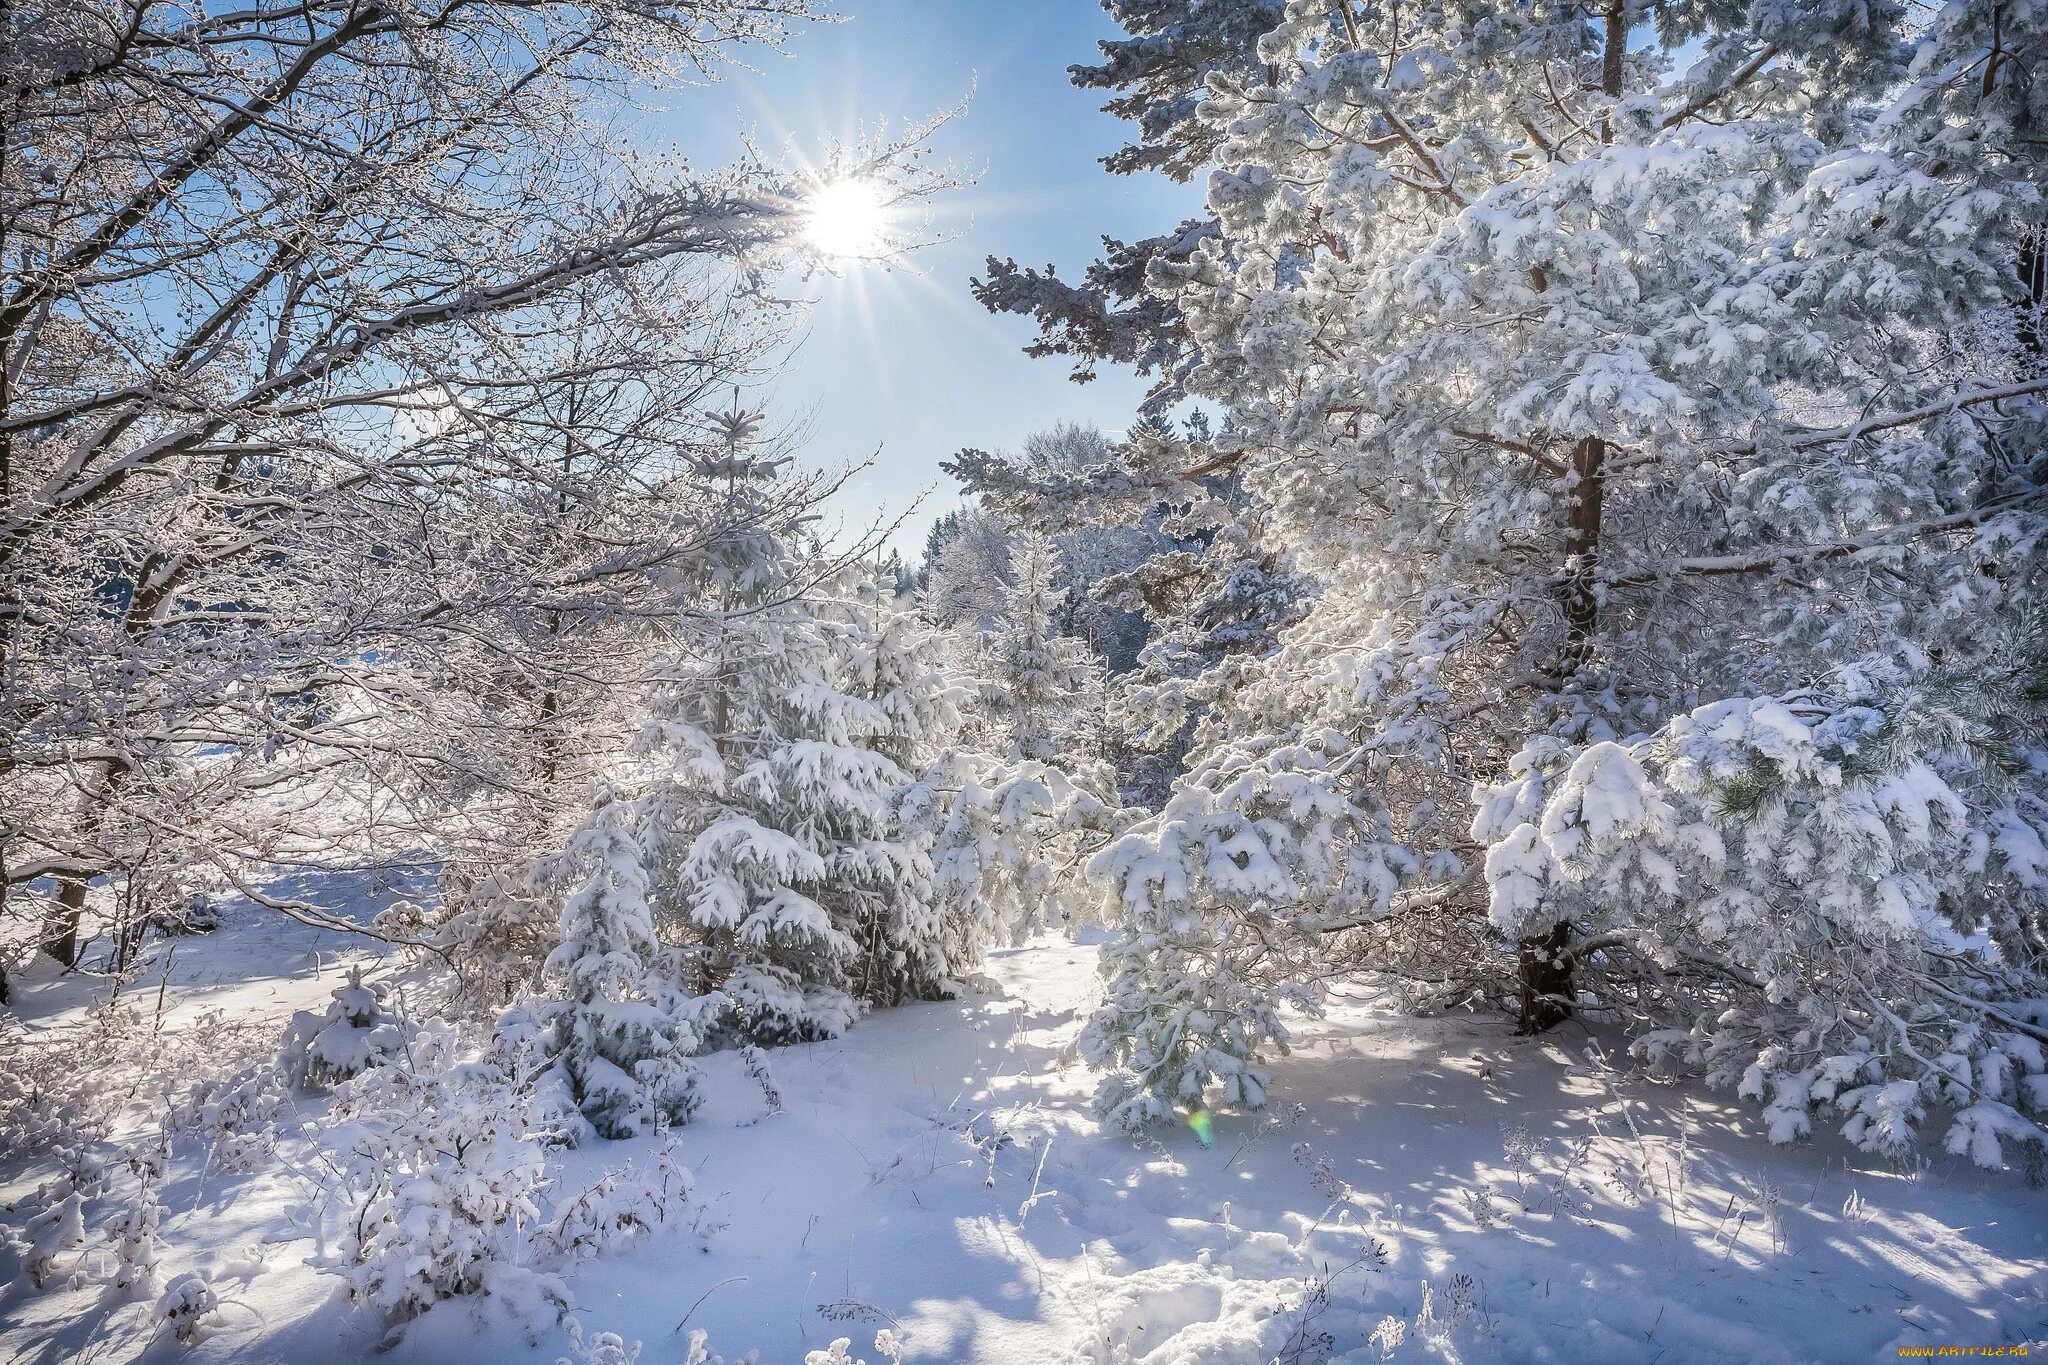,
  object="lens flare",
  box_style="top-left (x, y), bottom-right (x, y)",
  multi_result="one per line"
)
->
top-left (1187, 1109), bottom-right (1214, 1148)
top-left (805, 179), bottom-right (890, 259)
